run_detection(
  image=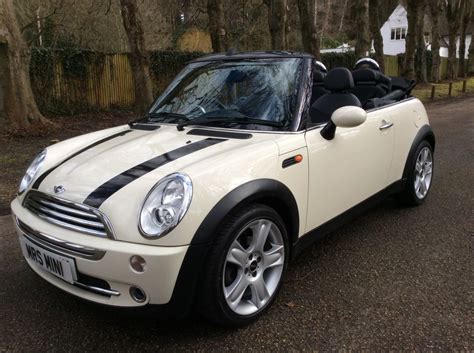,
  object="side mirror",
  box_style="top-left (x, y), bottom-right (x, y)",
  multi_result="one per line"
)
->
top-left (320, 106), bottom-right (367, 140)
top-left (332, 106), bottom-right (367, 128)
